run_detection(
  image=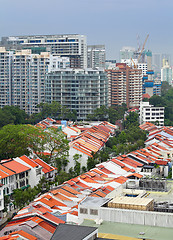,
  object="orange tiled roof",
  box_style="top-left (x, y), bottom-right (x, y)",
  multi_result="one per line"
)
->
top-left (2, 160), bottom-right (30, 174)
top-left (19, 155), bottom-right (38, 168)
